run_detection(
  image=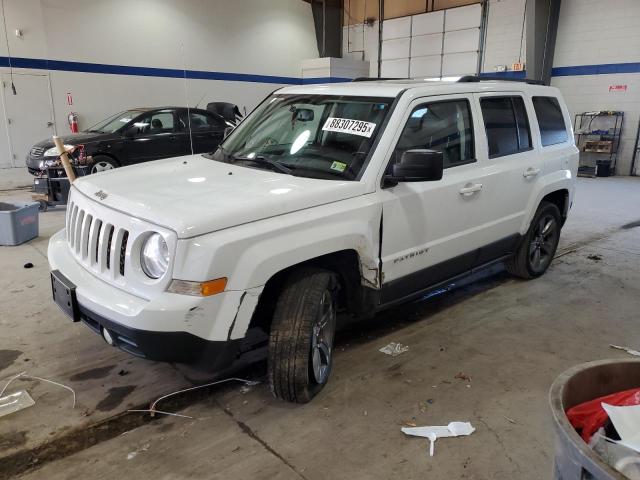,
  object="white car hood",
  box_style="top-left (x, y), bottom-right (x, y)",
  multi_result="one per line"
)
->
top-left (73, 155), bottom-right (367, 238)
